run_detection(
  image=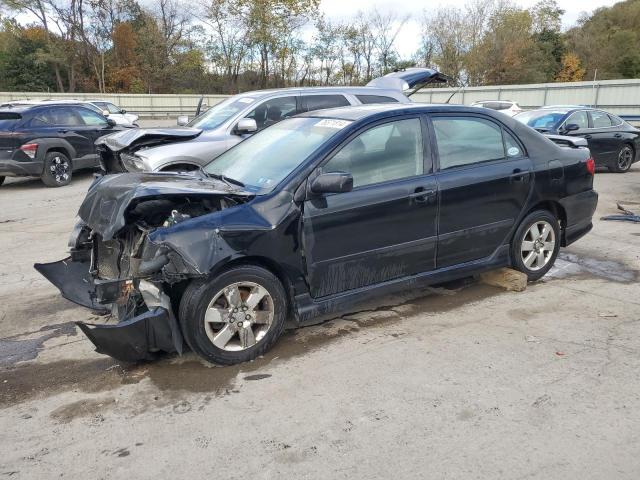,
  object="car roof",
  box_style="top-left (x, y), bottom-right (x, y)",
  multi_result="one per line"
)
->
top-left (236, 85), bottom-right (407, 98)
top-left (298, 103), bottom-right (489, 121)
